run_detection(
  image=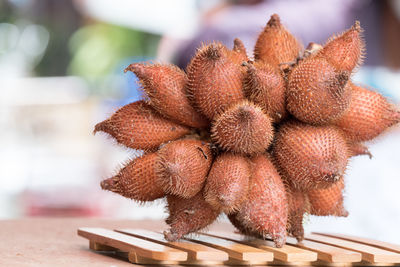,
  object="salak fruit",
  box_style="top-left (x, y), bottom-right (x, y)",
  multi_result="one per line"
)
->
top-left (96, 14), bottom-right (400, 247)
